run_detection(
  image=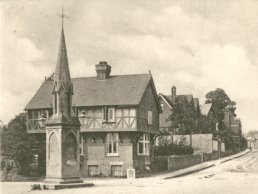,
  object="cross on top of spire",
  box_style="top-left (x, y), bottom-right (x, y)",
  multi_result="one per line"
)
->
top-left (58, 6), bottom-right (70, 28)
